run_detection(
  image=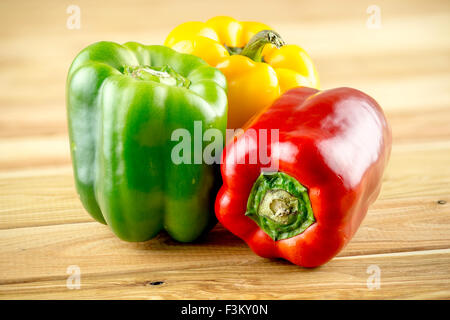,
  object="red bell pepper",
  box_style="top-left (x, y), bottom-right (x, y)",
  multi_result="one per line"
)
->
top-left (215, 87), bottom-right (392, 267)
